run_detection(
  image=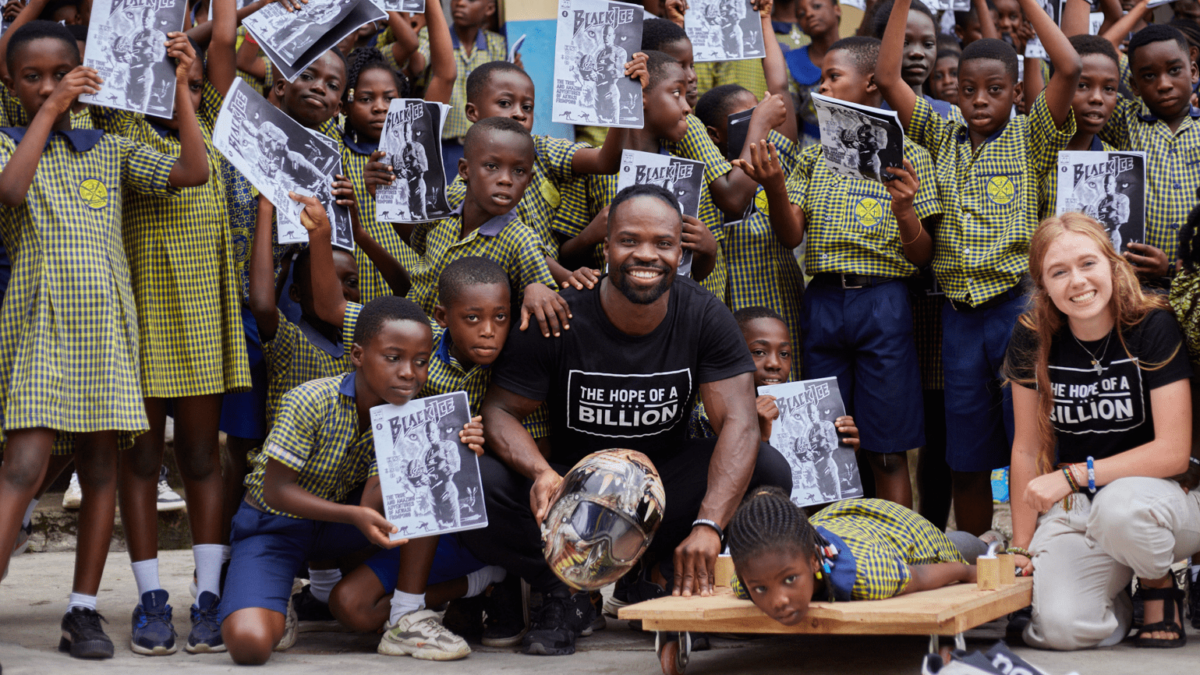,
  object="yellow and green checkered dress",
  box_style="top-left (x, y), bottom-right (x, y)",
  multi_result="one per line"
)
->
top-left (339, 131), bottom-right (420, 303)
top-left (696, 59), bottom-right (768, 101)
top-left (262, 303), bottom-right (363, 432)
top-left (0, 130), bottom-right (178, 435)
top-left (91, 103), bottom-right (251, 399)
